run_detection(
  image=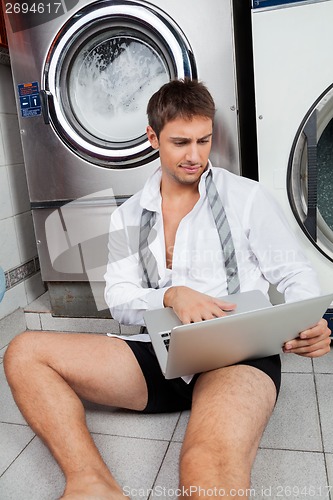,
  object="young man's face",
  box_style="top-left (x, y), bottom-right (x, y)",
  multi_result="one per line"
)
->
top-left (146, 116), bottom-right (213, 188)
